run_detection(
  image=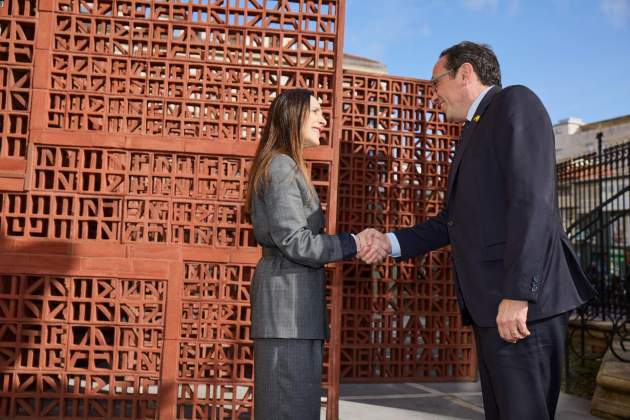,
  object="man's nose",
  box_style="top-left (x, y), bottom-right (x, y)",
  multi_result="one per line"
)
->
top-left (430, 88), bottom-right (438, 103)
